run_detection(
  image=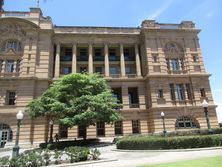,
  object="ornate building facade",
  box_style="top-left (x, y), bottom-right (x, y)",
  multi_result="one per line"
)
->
top-left (0, 8), bottom-right (218, 147)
